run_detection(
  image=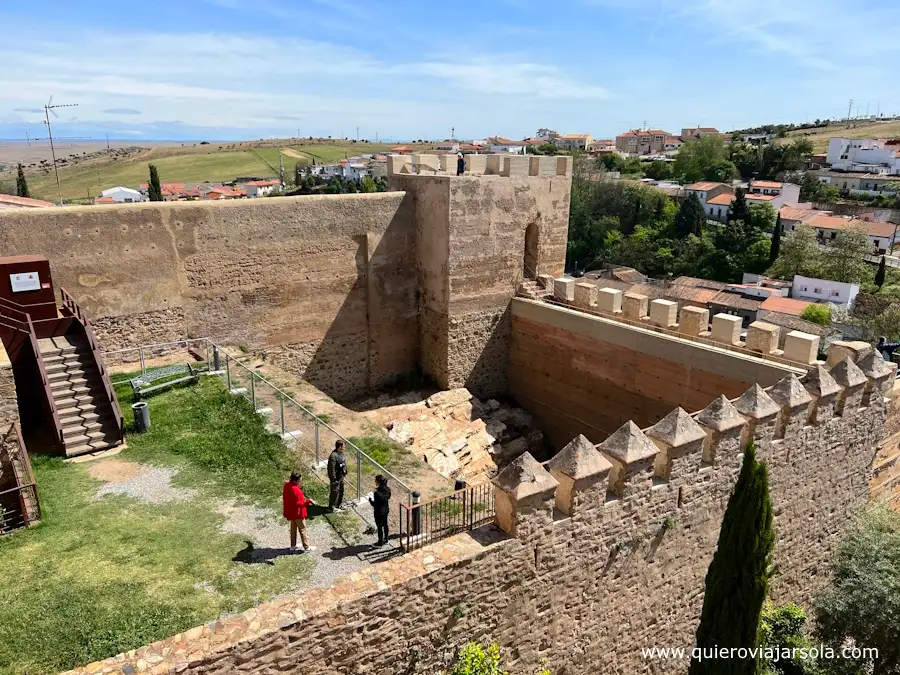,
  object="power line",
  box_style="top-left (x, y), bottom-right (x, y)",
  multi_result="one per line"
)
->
top-left (43, 97), bottom-right (79, 205)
